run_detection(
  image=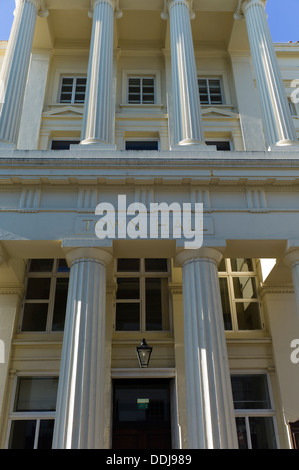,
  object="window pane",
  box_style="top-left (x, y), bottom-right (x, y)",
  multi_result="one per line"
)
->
top-left (29, 259), bottom-right (53, 272)
top-left (117, 259), bottom-right (140, 272)
top-left (57, 259), bottom-right (70, 273)
top-left (125, 141), bottom-right (159, 151)
top-left (146, 278), bottom-right (164, 331)
top-left (231, 258), bottom-right (254, 272)
top-left (15, 378), bottom-right (58, 412)
top-left (236, 417), bottom-right (248, 449)
top-left (219, 278), bottom-right (232, 330)
top-left (145, 259), bottom-right (168, 272)
top-left (116, 278), bottom-right (139, 299)
top-left (233, 277), bottom-right (257, 299)
top-left (249, 417), bottom-right (277, 449)
top-left (22, 303), bottom-right (48, 331)
top-left (236, 302), bottom-right (262, 330)
top-left (25, 278), bottom-right (51, 300)
top-left (8, 420), bottom-right (36, 449)
top-left (116, 303), bottom-right (140, 331)
top-left (52, 278), bottom-right (69, 331)
top-left (231, 375), bottom-right (271, 410)
top-left (218, 259), bottom-right (226, 271)
top-left (38, 420), bottom-right (55, 449)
